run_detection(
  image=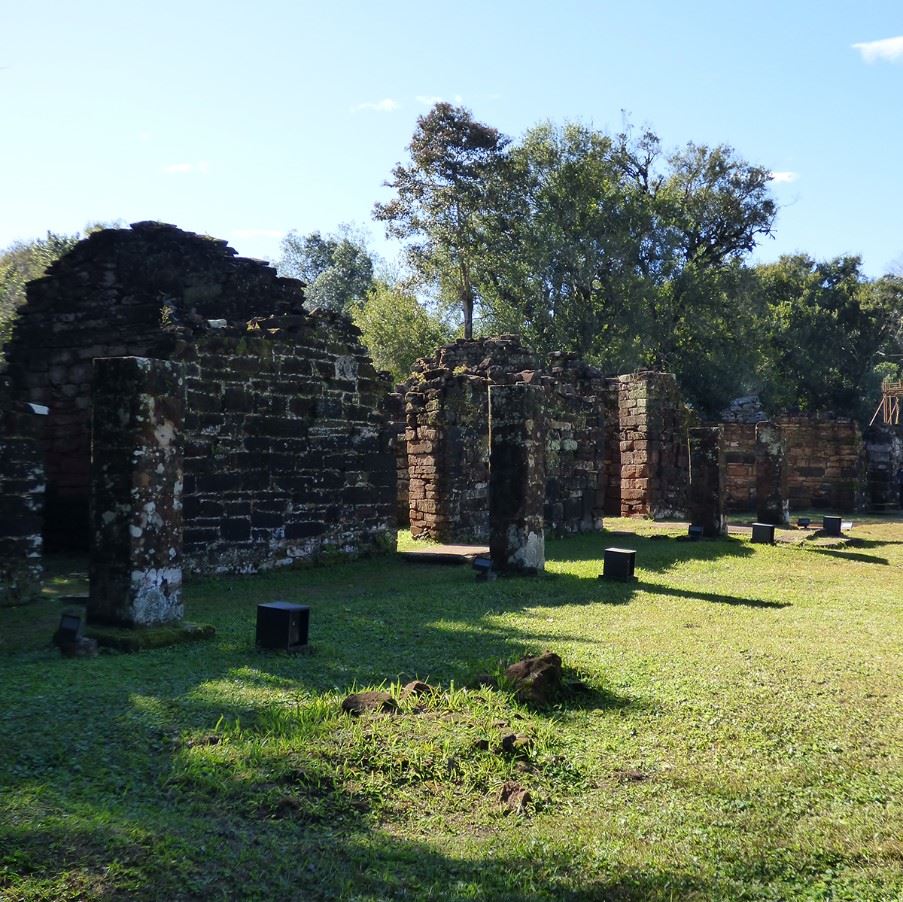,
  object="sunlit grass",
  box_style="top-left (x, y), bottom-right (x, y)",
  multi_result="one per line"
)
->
top-left (1, 518), bottom-right (901, 900)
